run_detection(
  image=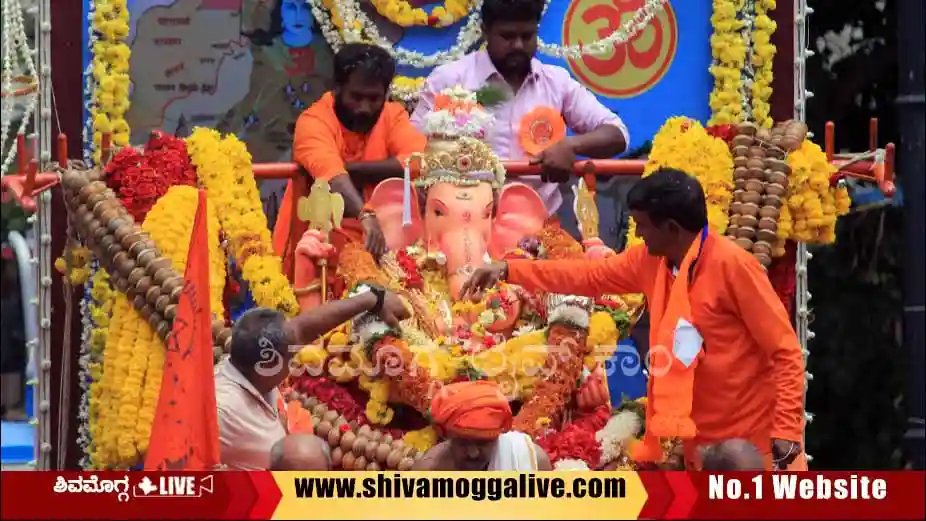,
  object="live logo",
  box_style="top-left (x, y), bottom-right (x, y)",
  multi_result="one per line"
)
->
top-left (161, 476), bottom-right (196, 496)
